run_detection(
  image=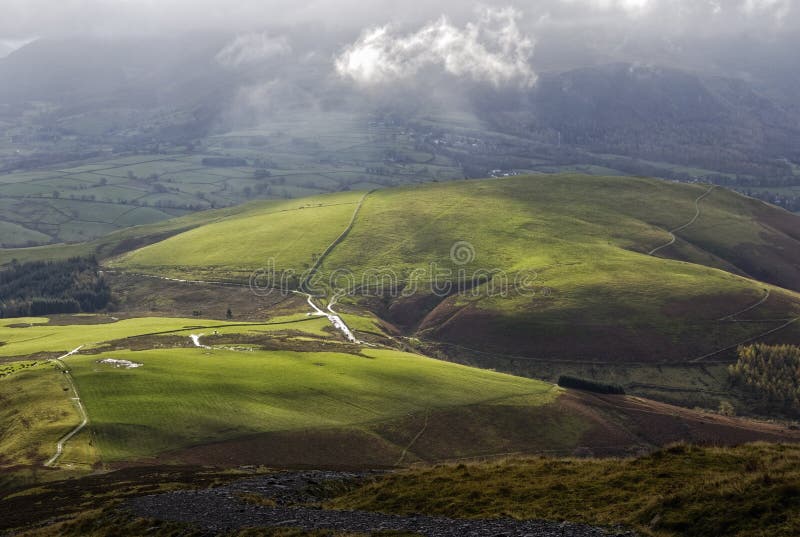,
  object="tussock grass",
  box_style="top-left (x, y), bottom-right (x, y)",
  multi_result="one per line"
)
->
top-left (331, 442), bottom-right (800, 537)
